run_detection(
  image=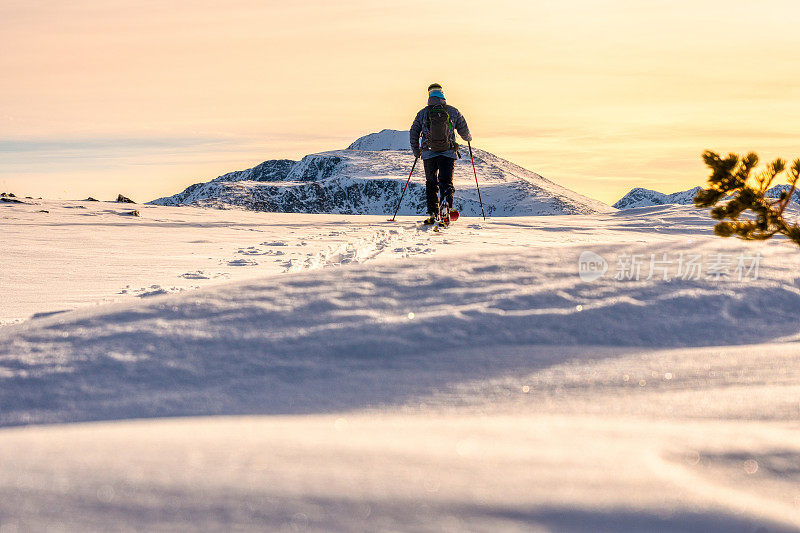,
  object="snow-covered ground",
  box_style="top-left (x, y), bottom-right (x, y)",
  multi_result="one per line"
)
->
top-left (0, 200), bottom-right (431, 325)
top-left (2, 199), bottom-right (800, 531)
